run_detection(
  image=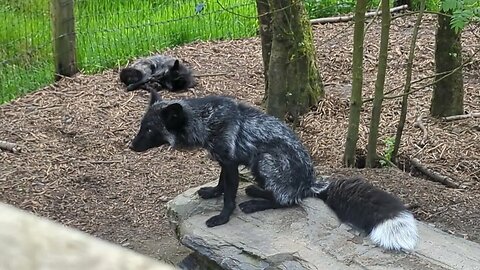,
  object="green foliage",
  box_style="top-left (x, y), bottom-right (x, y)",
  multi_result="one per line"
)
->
top-left (441, 0), bottom-right (480, 32)
top-left (379, 136), bottom-right (395, 167)
top-left (410, 0), bottom-right (440, 11)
